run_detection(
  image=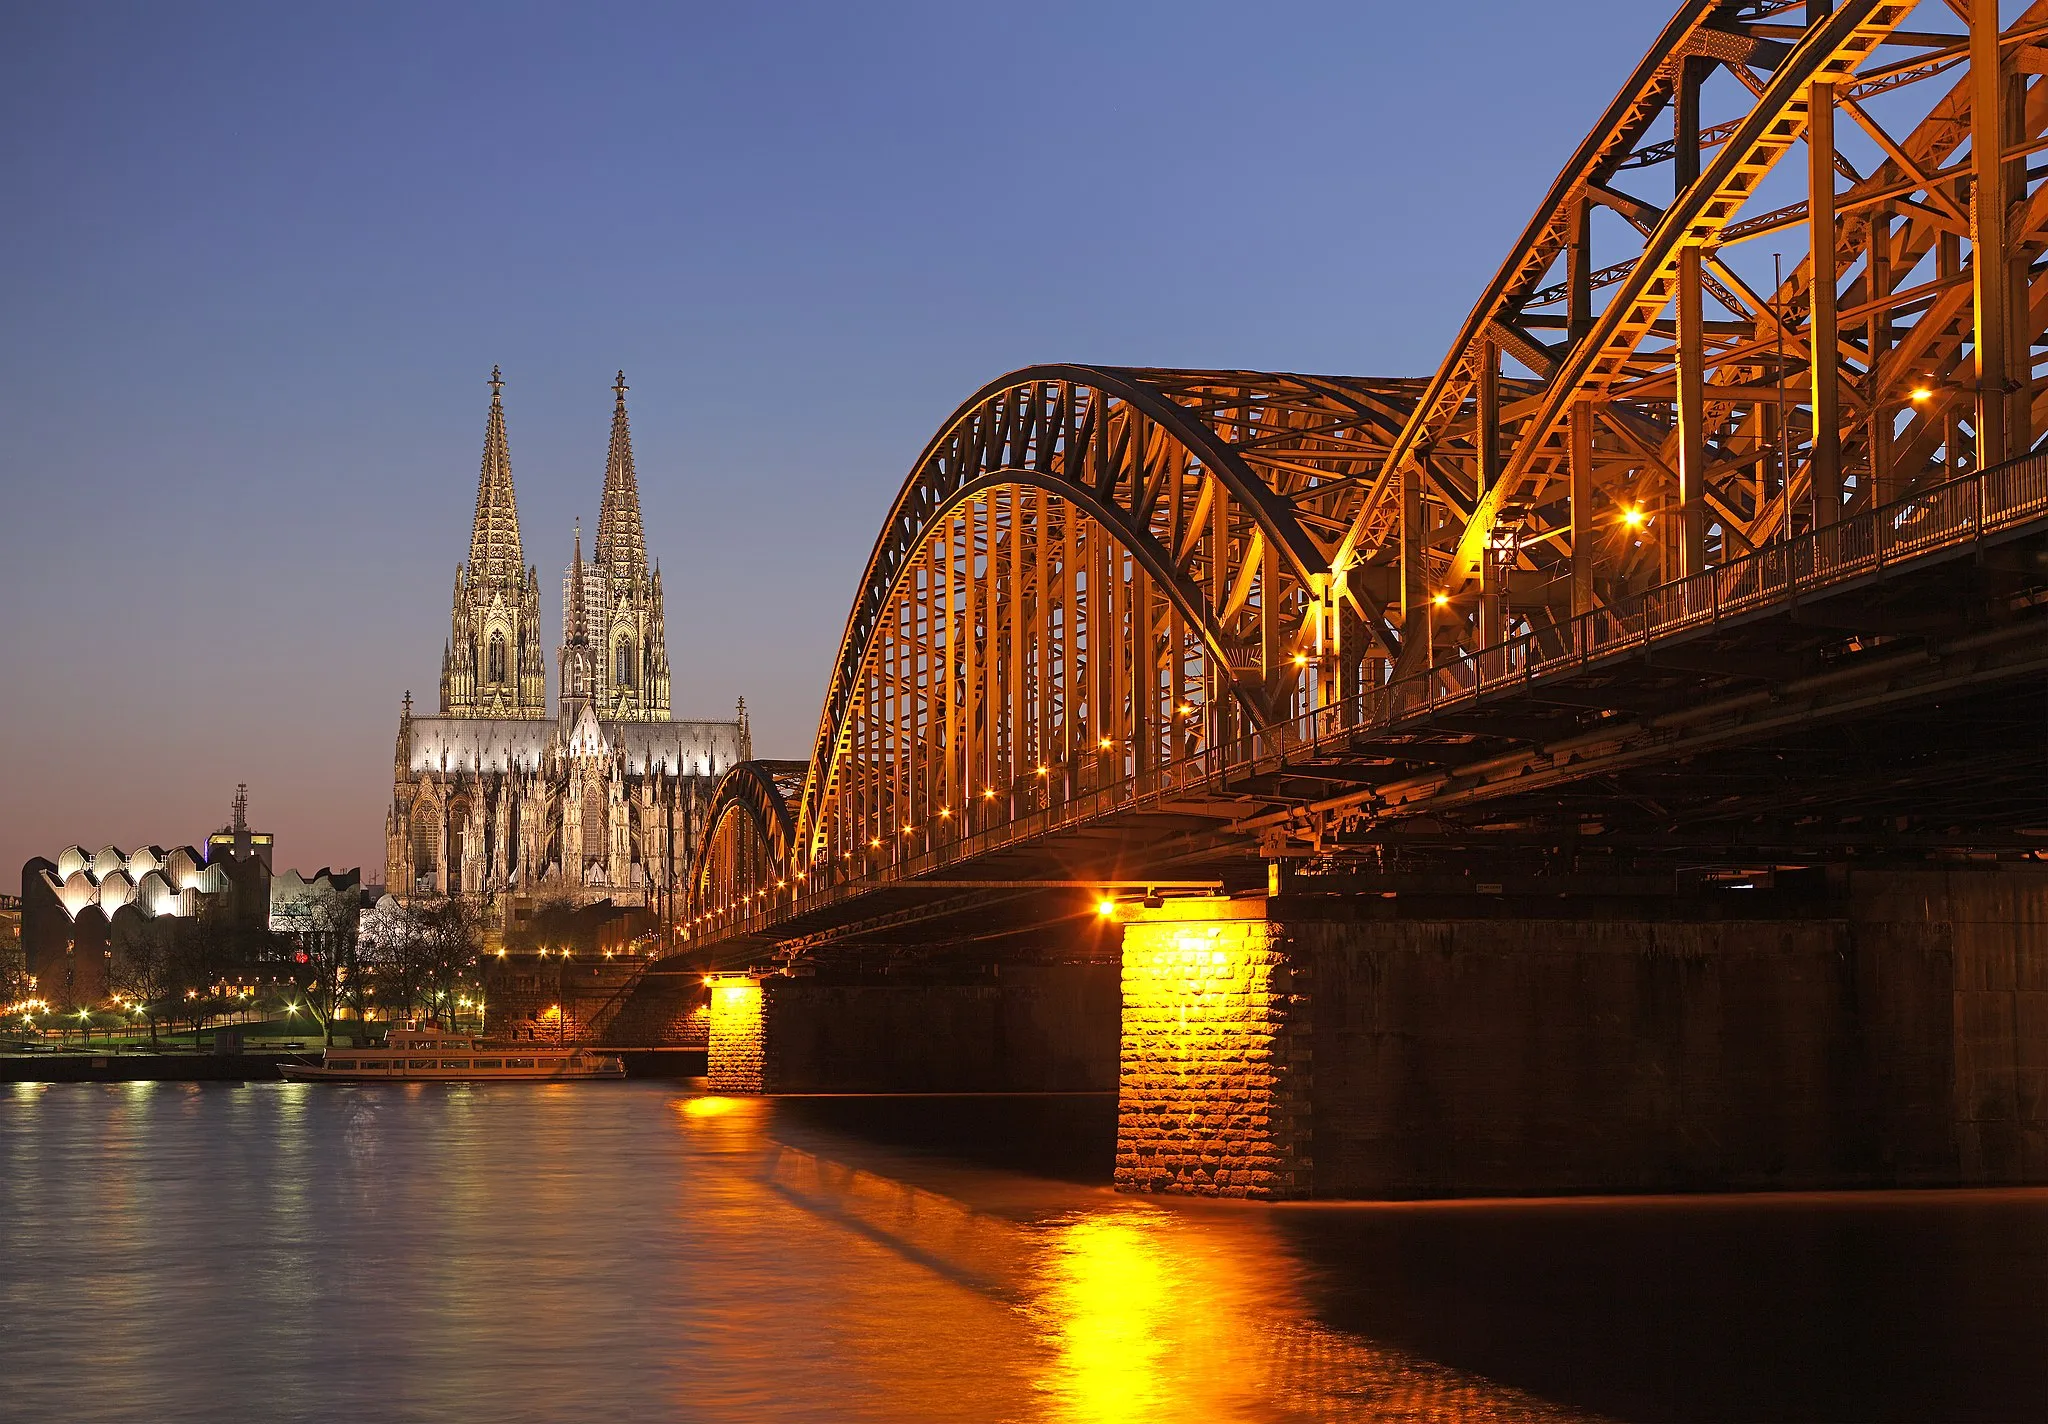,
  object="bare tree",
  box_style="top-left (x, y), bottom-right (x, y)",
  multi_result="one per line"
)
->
top-left (108, 912), bottom-right (177, 1045)
top-left (272, 881), bottom-right (363, 1047)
